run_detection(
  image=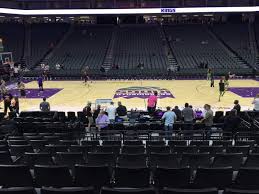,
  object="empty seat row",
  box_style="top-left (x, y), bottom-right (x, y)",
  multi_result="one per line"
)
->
top-left (0, 165), bottom-right (259, 190)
